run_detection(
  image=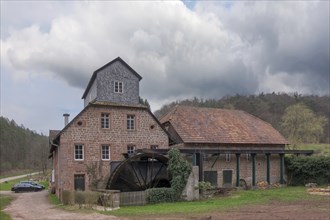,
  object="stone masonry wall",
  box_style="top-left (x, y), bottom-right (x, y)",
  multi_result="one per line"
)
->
top-left (55, 105), bottom-right (168, 197)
